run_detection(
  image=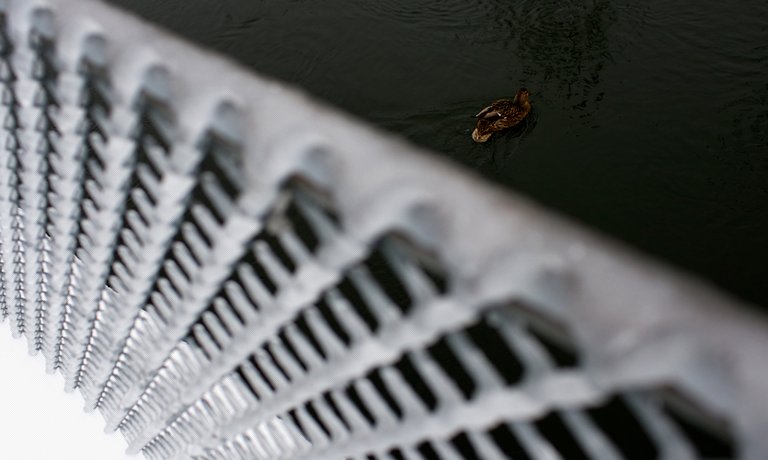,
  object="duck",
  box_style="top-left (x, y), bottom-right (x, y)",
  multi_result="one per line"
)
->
top-left (472, 88), bottom-right (532, 143)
